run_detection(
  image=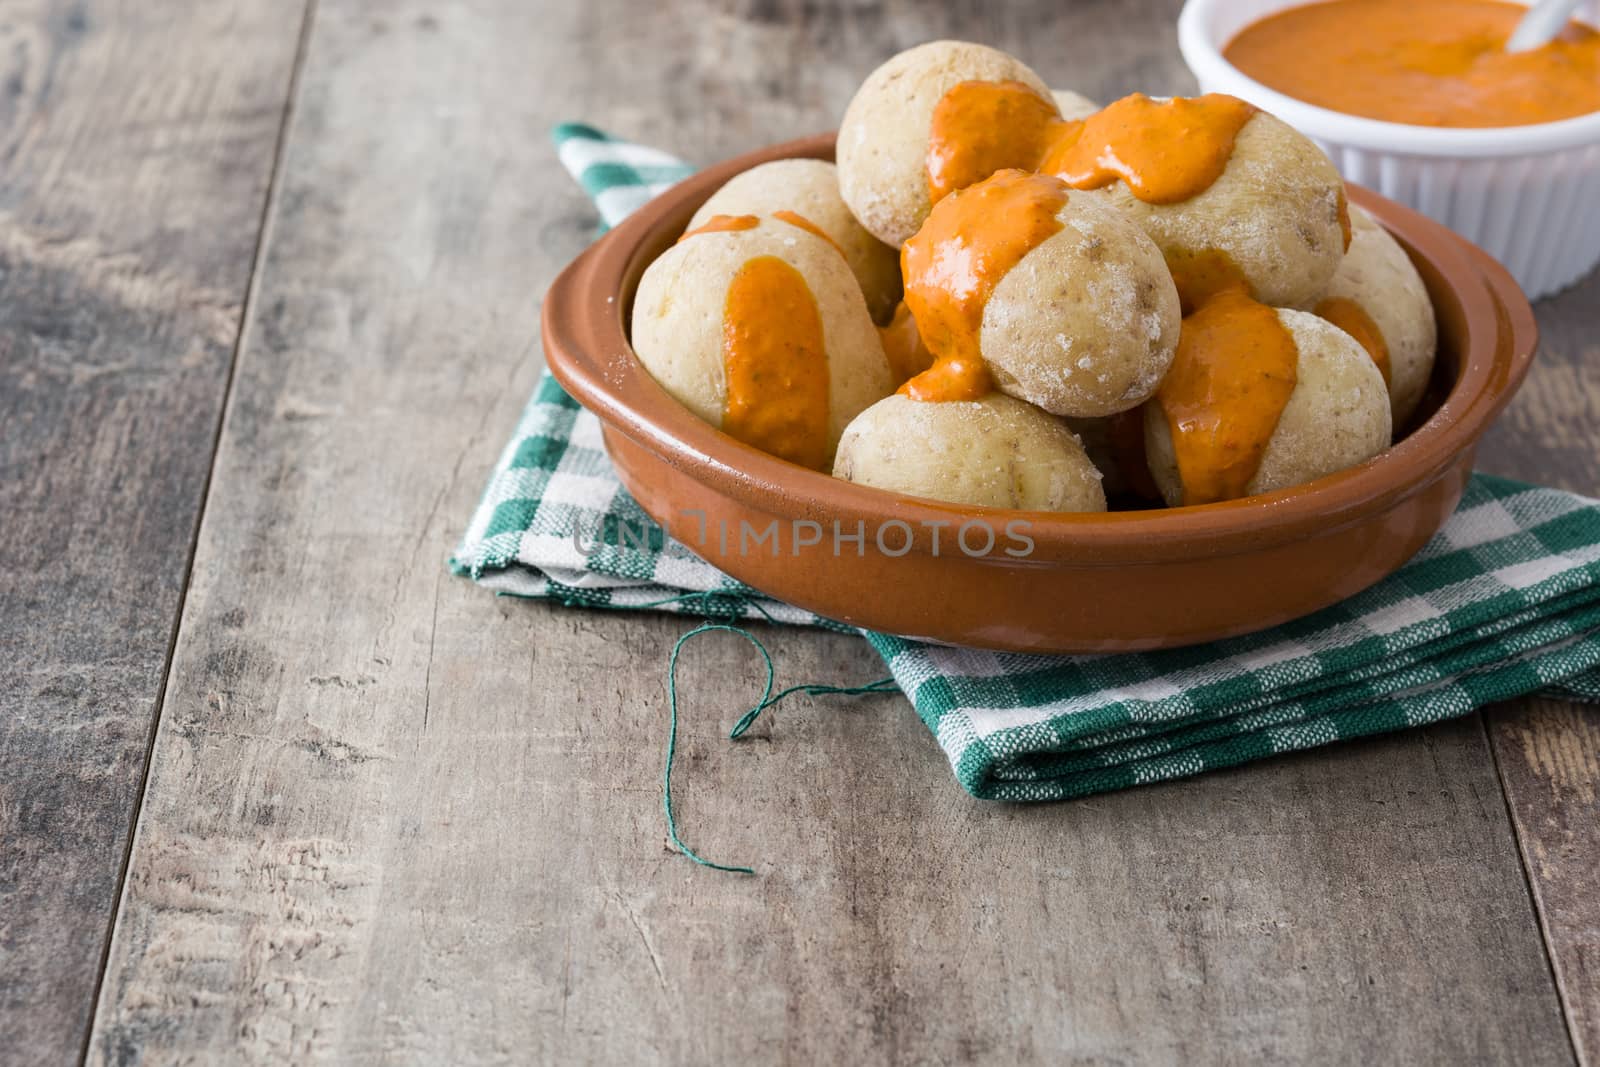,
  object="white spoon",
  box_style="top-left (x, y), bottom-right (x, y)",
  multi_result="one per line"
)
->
top-left (1505, 0), bottom-right (1585, 52)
